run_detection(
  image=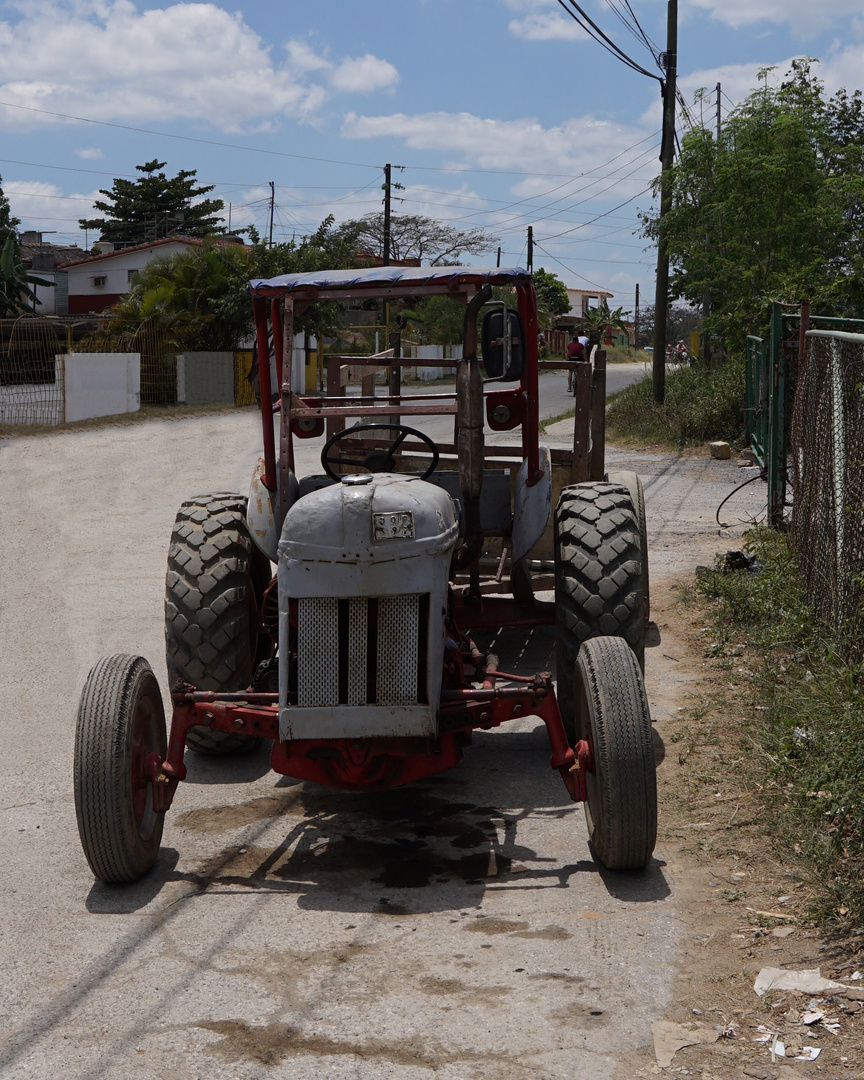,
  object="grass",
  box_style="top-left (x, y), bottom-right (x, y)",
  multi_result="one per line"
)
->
top-left (606, 357), bottom-right (746, 447)
top-left (695, 528), bottom-right (864, 931)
